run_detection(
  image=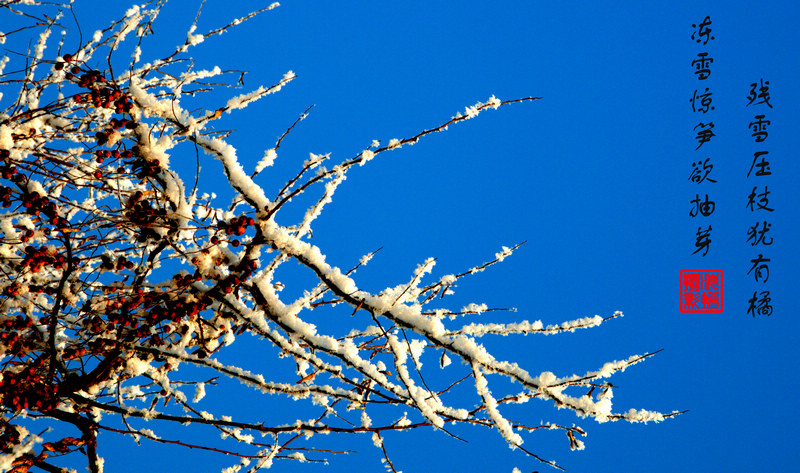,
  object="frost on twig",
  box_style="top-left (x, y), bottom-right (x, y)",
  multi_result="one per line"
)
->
top-left (0, 2), bottom-right (678, 472)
